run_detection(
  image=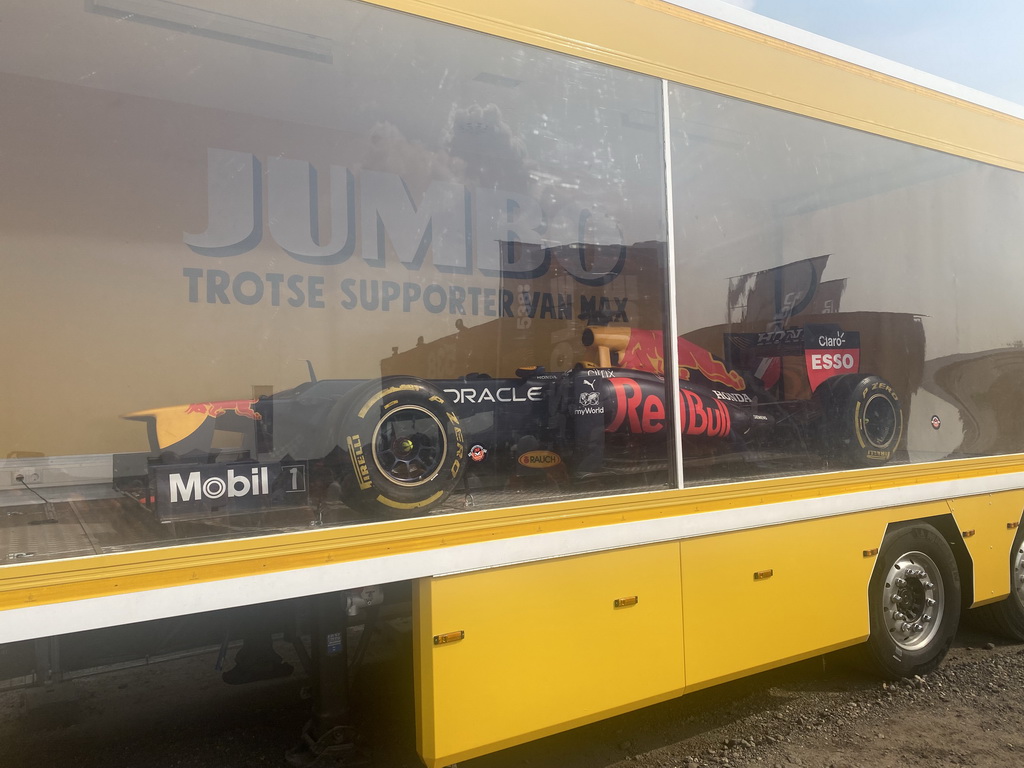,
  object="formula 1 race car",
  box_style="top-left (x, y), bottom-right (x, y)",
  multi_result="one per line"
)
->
top-left (121, 322), bottom-right (903, 520)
